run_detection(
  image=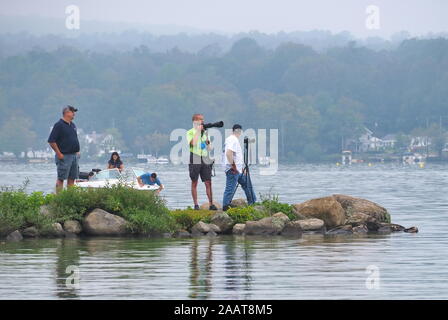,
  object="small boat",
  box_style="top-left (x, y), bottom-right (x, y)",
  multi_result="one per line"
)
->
top-left (156, 156), bottom-right (169, 164)
top-left (75, 168), bottom-right (160, 191)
